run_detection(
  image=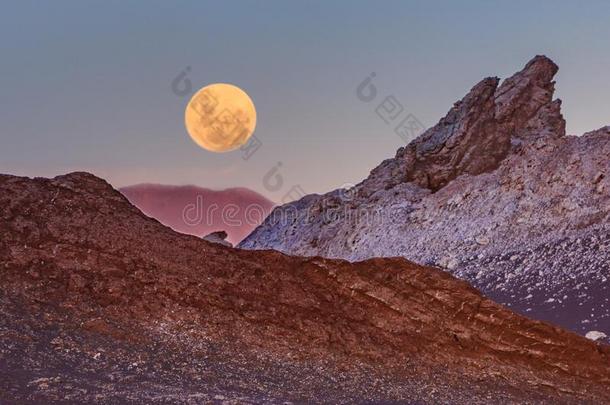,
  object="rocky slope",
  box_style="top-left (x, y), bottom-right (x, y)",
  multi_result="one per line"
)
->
top-left (239, 56), bottom-right (610, 339)
top-left (1, 172), bottom-right (609, 403)
top-left (121, 184), bottom-right (274, 244)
